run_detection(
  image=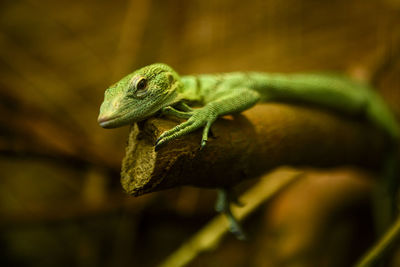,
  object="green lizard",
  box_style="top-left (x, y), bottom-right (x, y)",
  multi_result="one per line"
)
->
top-left (98, 63), bottom-right (399, 240)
